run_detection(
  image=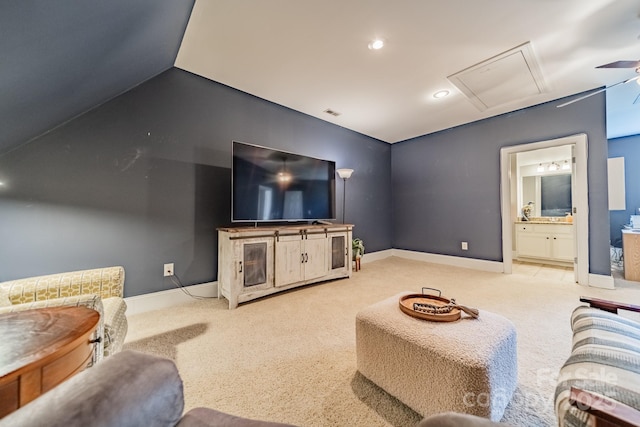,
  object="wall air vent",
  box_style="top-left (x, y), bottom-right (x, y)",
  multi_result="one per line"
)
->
top-left (447, 42), bottom-right (547, 111)
top-left (323, 108), bottom-right (341, 117)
